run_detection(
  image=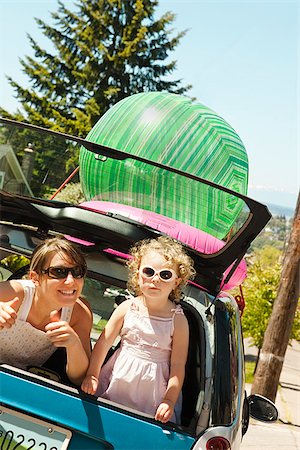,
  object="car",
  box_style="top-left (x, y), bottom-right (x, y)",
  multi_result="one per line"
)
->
top-left (0, 116), bottom-right (278, 450)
